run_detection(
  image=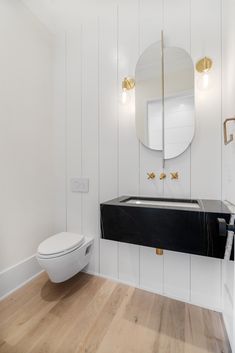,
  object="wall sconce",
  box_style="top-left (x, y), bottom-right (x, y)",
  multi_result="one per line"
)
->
top-left (122, 77), bottom-right (135, 104)
top-left (196, 57), bottom-right (213, 89)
